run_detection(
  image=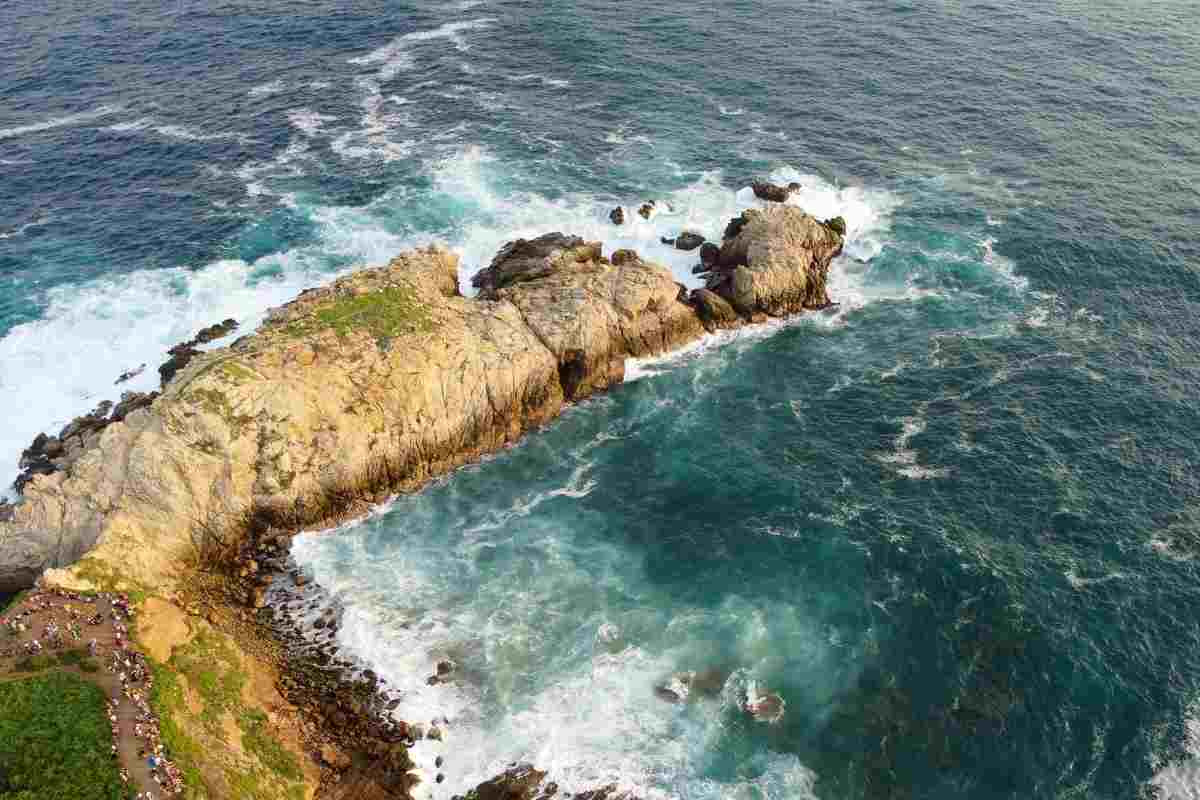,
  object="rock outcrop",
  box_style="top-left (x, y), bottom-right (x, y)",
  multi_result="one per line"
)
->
top-left (751, 180), bottom-right (801, 203)
top-left (660, 232), bottom-right (705, 251)
top-left (704, 206), bottom-right (843, 315)
top-left (0, 208), bottom-right (843, 594)
top-left (159, 318), bottom-right (239, 386)
top-left (13, 391), bottom-right (159, 494)
top-left (608, 207), bottom-right (624, 225)
top-left (453, 764), bottom-right (636, 800)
